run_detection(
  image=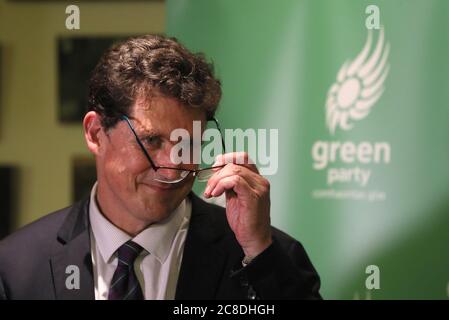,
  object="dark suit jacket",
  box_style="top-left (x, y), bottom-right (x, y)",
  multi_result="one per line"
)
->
top-left (0, 192), bottom-right (321, 300)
